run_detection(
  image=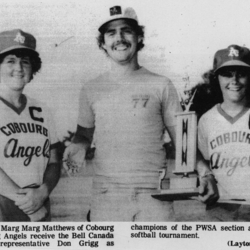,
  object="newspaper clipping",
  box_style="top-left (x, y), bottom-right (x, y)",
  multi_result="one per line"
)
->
top-left (0, 0), bottom-right (250, 249)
